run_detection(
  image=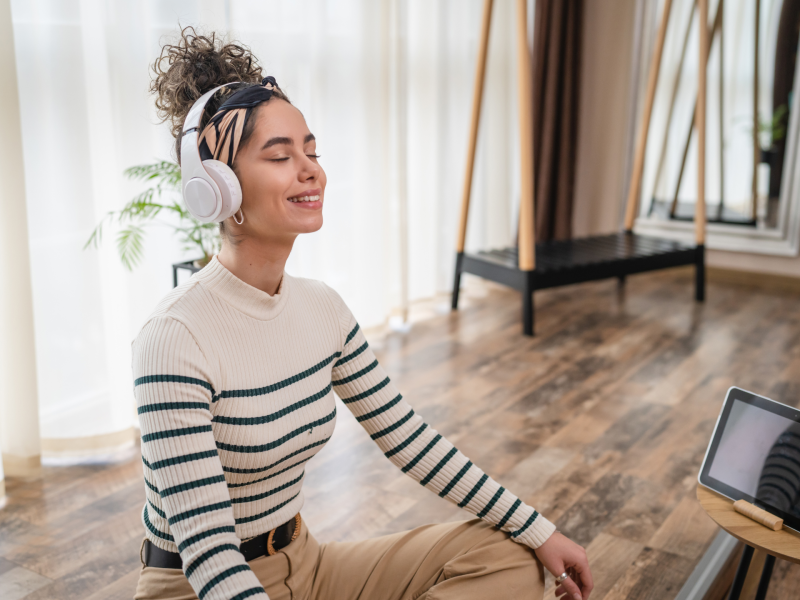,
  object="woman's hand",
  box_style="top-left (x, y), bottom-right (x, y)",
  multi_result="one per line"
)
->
top-left (533, 531), bottom-right (593, 600)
